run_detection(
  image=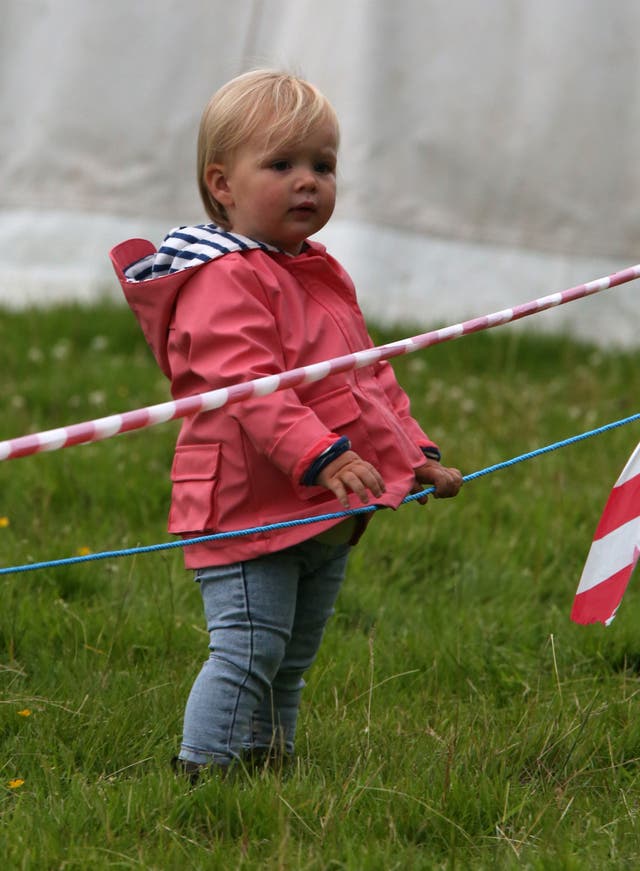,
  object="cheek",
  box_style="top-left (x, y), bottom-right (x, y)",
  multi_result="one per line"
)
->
top-left (321, 182), bottom-right (337, 211)
top-left (260, 184), bottom-right (289, 212)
